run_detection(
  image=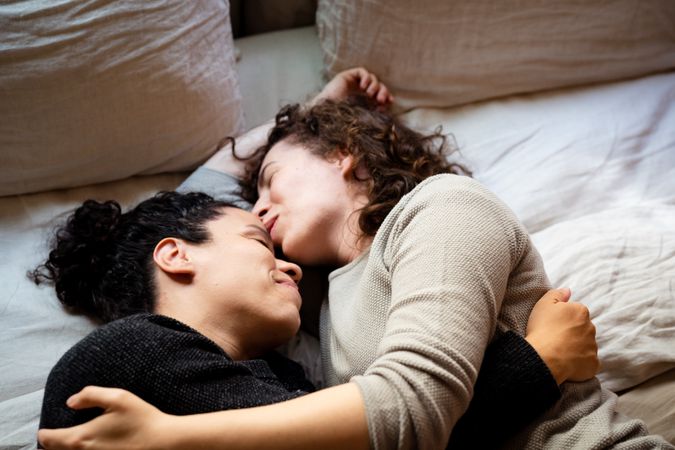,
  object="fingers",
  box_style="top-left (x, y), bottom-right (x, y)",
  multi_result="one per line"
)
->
top-left (66, 386), bottom-right (128, 411)
top-left (39, 426), bottom-right (86, 450)
top-left (376, 86), bottom-right (394, 104)
top-left (345, 67), bottom-right (394, 105)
